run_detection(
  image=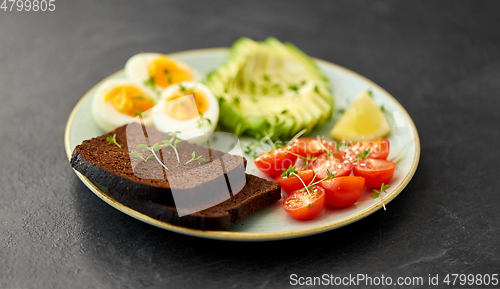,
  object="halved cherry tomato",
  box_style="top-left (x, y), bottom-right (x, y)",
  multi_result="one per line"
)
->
top-left (319, 176), bottom-right (365, 208)
top-left (254, 145), bottom-right (297, 177)
top-left (347, 138), bottom-right (390, 160)
top-left (291, 137), bottom-right (336, 157)
top-left (353, 158), bottom-right (396, 188)
top-left (282, 186), bottom-right (326, 220)
top-left (309, 151), bottom-right (353, 179)
top-left (275, 169), bottom-right (314, 194)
